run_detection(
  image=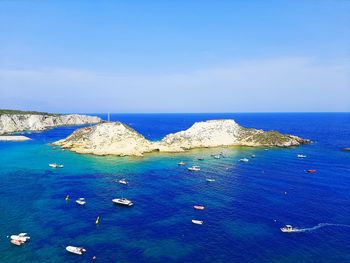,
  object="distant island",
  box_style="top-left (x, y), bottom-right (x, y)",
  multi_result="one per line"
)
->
top-left (0, 110), bottom-right (101, 141)
top-left (53, 119), bottom-right (310, 156)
